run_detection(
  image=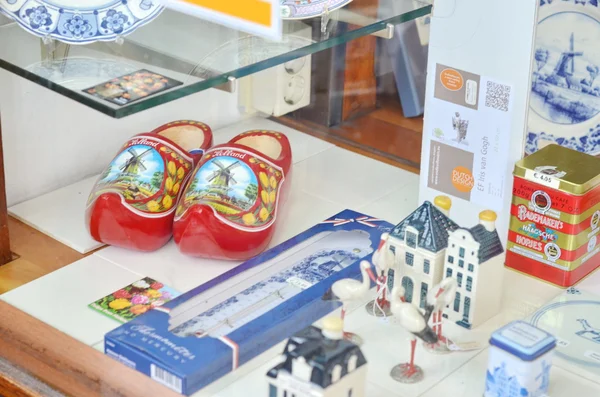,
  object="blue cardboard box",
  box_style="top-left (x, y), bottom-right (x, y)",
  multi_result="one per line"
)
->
top-left (104, 210), bottom-right (392, 395)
